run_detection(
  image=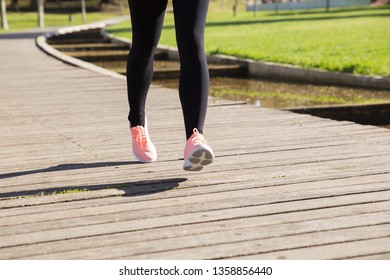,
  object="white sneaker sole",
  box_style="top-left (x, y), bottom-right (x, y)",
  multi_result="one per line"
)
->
top-left (133, 151), bottom-right (157, 163)
top-left (183, 145), bottom-right (214, 172)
